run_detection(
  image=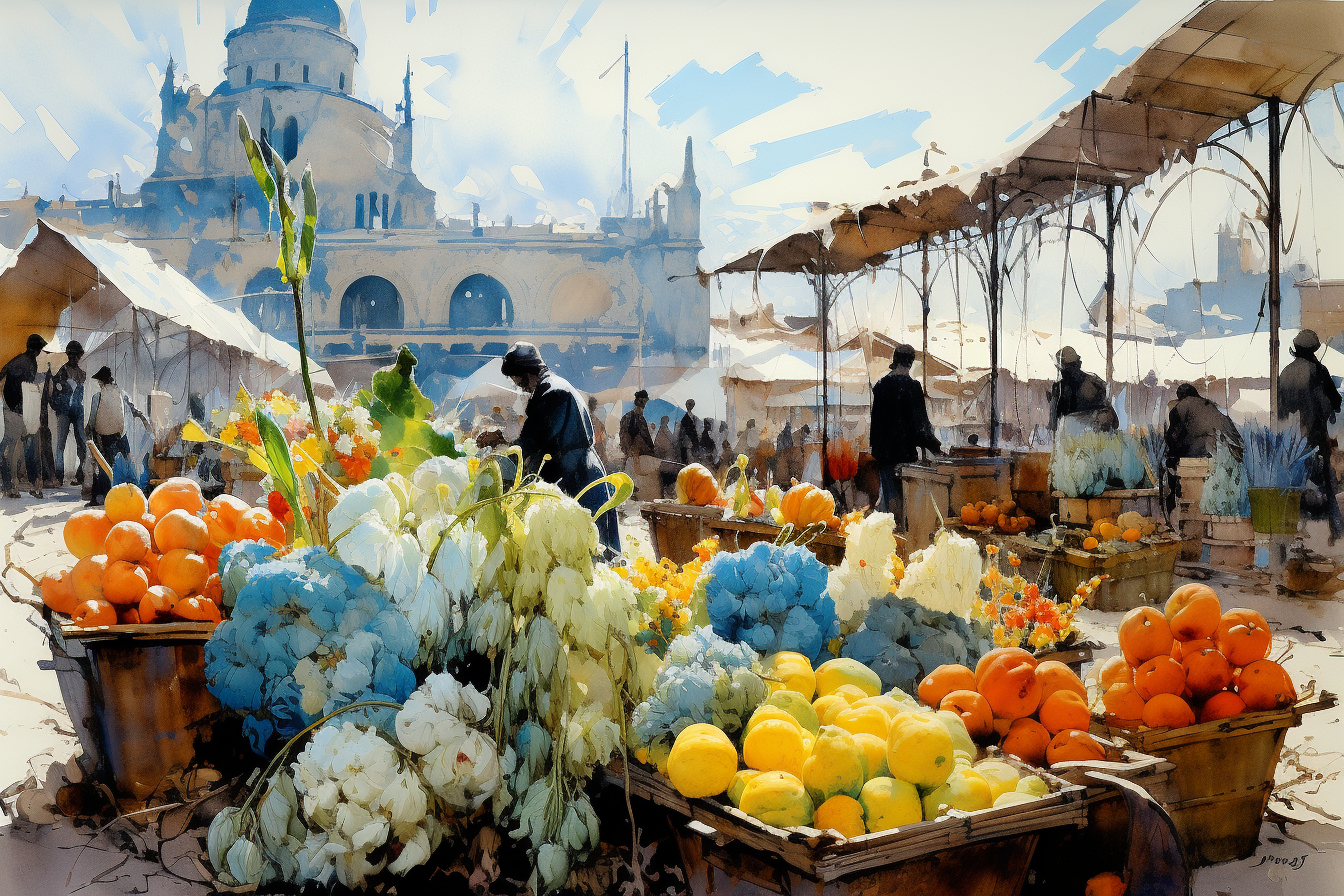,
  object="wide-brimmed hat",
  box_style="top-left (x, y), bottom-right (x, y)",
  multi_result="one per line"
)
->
top-left (92, 366), bottom-right (114, 383)
top-left (1057, 346), bottom-right (1081, 365)
top-left (1294, 330), bottom-right (1321, 353)
top-left (26, 334), bottom-right (47, 352)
